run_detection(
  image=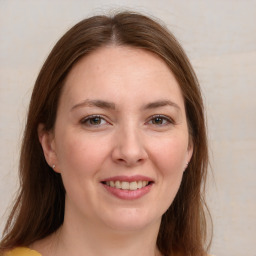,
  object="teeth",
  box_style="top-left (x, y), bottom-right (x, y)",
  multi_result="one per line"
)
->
top-left (121, 181), bottom-right (129, 190)
top-left (129, 181), bottom-right (137, 190)
top-left (115, 180), bottom-right (121, 189)
top-left (104, 180), bottom-right (150, 190)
